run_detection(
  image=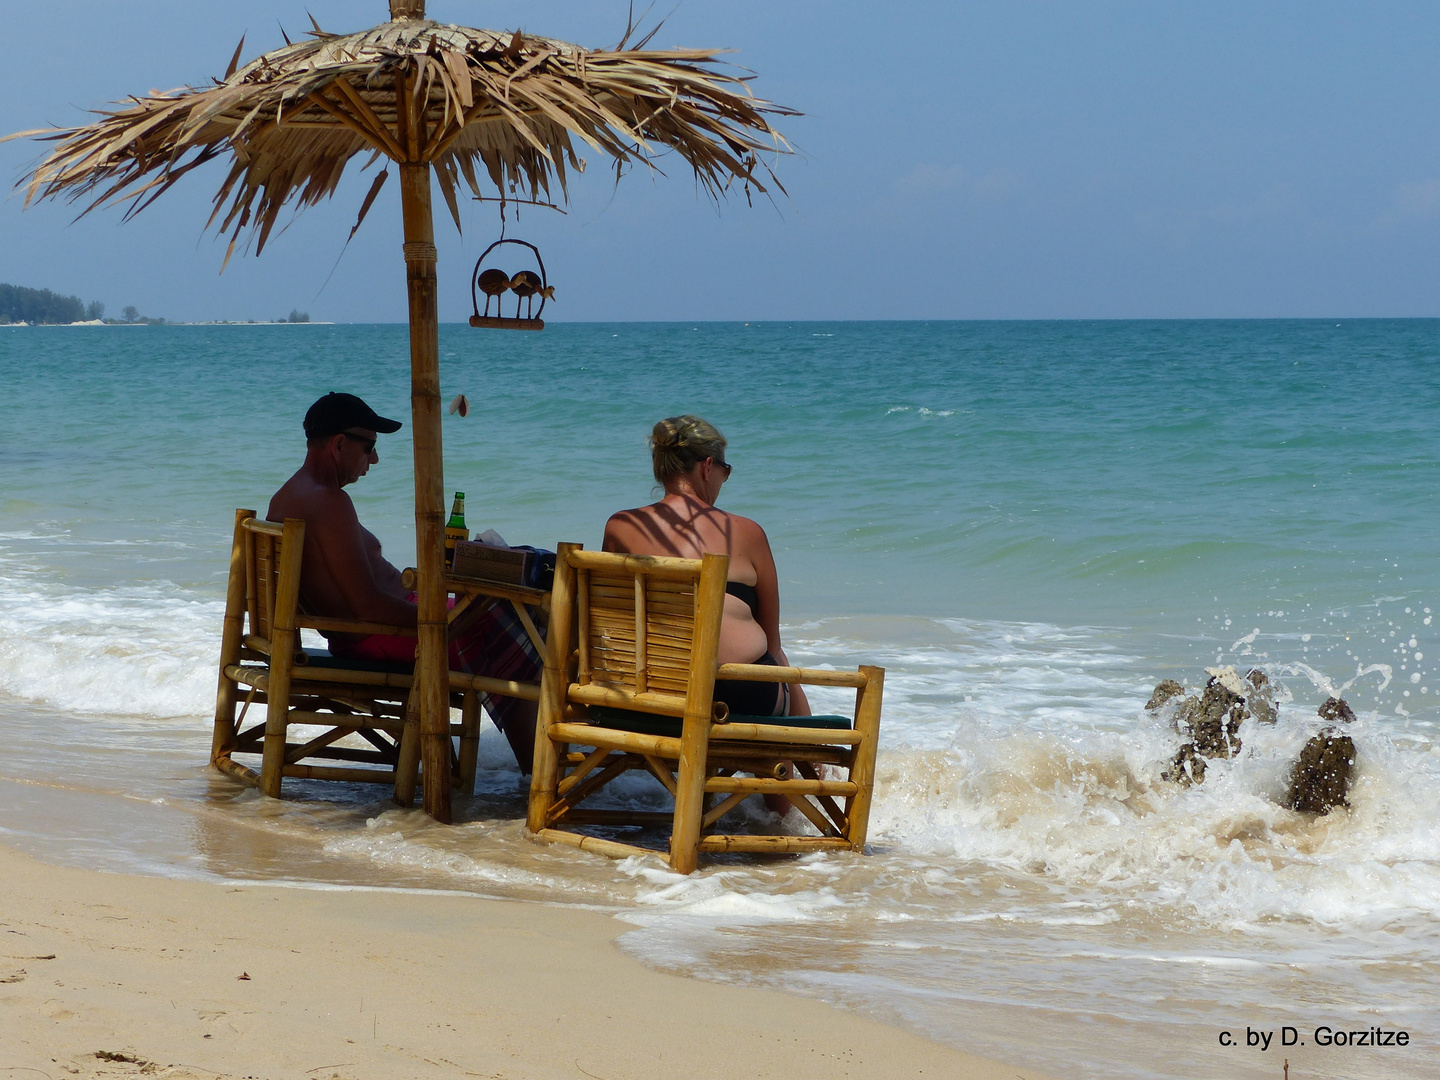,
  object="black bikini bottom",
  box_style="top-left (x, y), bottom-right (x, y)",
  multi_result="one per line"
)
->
top-left (713, 651), bottom-right (786, 717)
